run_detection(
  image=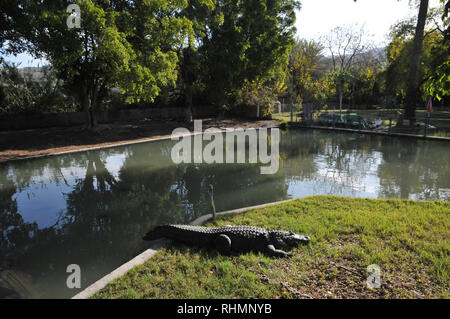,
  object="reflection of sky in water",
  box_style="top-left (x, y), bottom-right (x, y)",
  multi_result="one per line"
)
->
top-left (14, 183), bottom-right (71, 229)
top-left (313, 151), bottom-right (383, 196)
top-left (287, 179), bottom-right (378, 199)
top-left (11, 153), bottom-right (128, 229)
top-left (103, 153), bottom-right (128, 180)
